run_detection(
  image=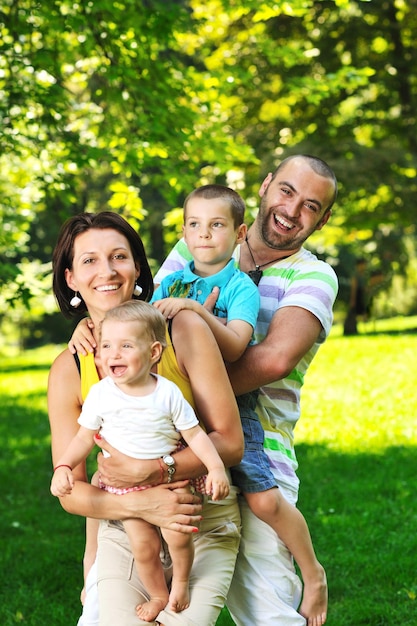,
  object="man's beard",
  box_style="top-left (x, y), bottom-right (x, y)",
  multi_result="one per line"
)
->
top-left (257, 196), bottom-right (317, 252)
top-left (257, 199), bottom-right (298, 251)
